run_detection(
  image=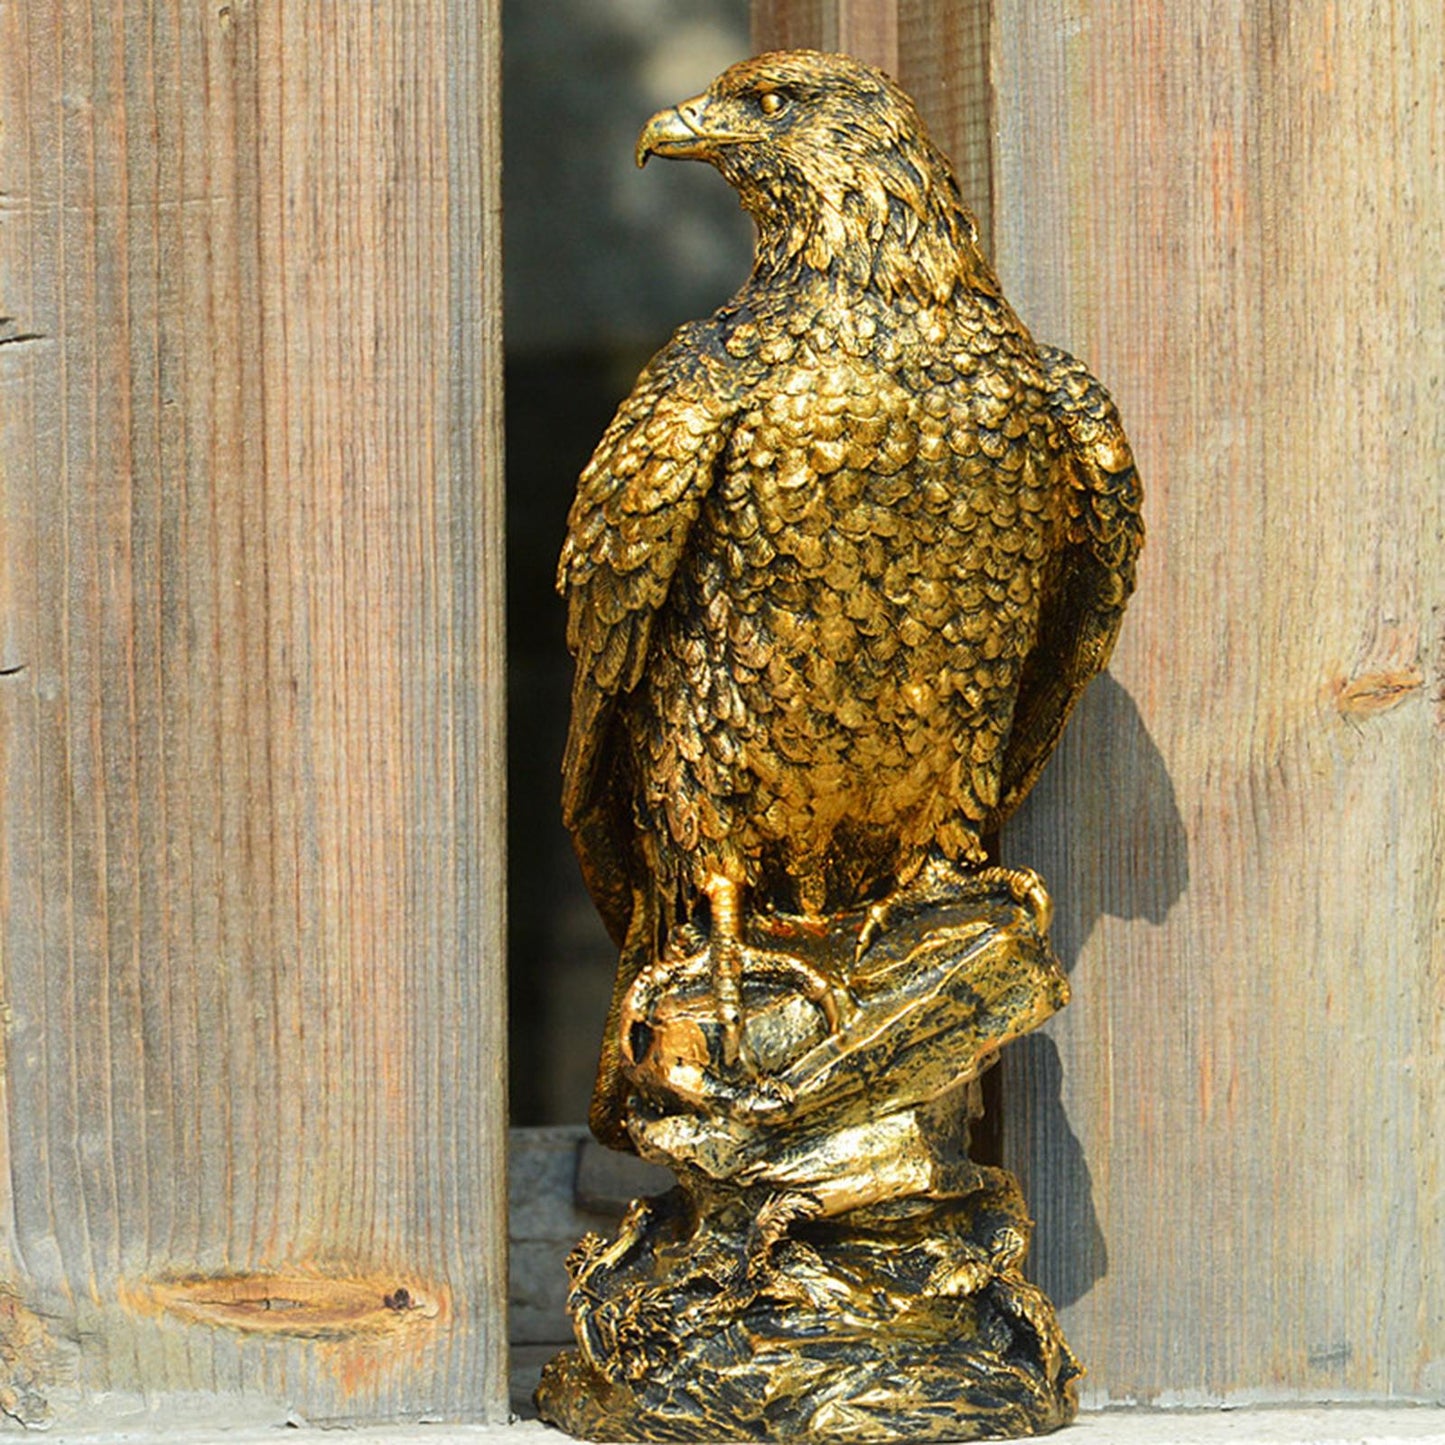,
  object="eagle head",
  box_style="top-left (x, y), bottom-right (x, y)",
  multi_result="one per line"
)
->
top-left (636, 50), bottom-right (992, 304)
